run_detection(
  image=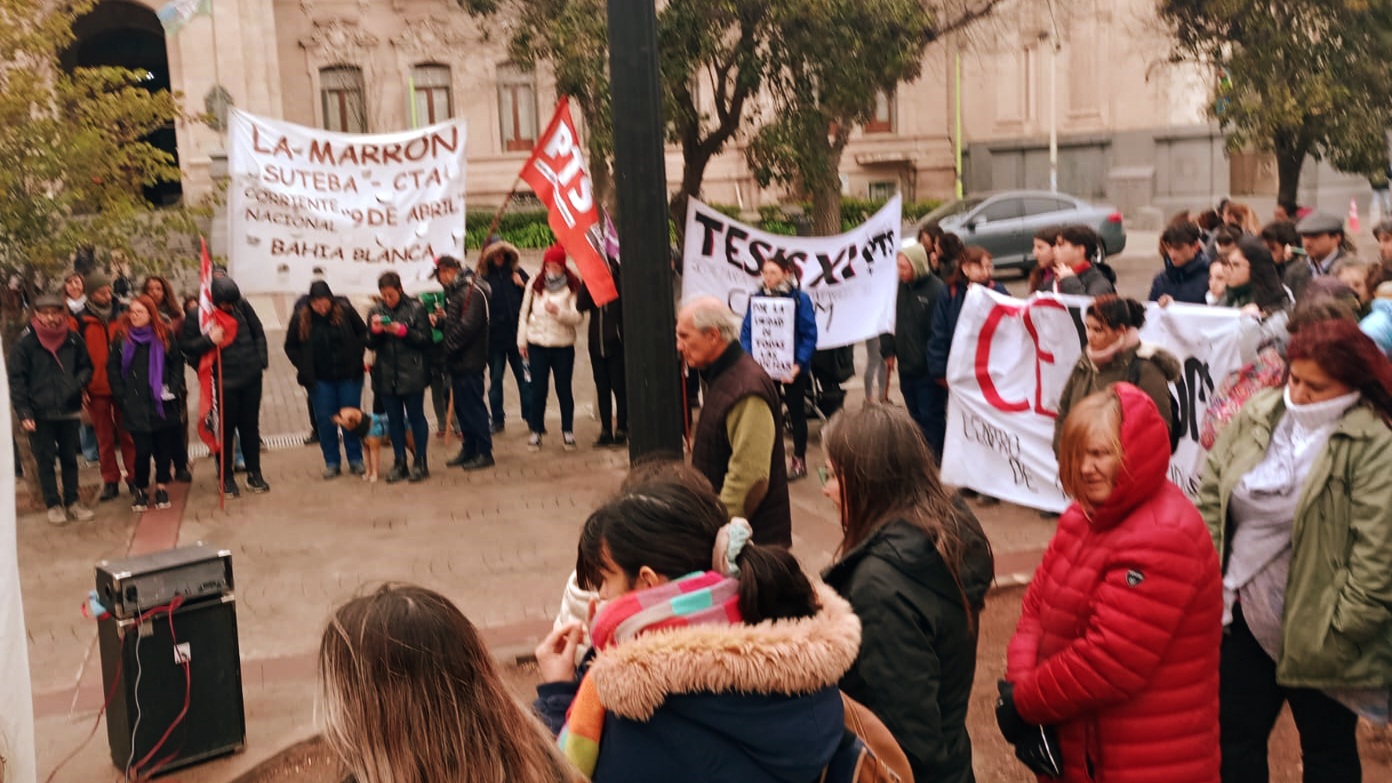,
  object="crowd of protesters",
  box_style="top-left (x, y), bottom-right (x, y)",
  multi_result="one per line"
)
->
top-left (9, 237), bottom-right (641, 521)
top-left (13, 198), bottom-right (1392, 780)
